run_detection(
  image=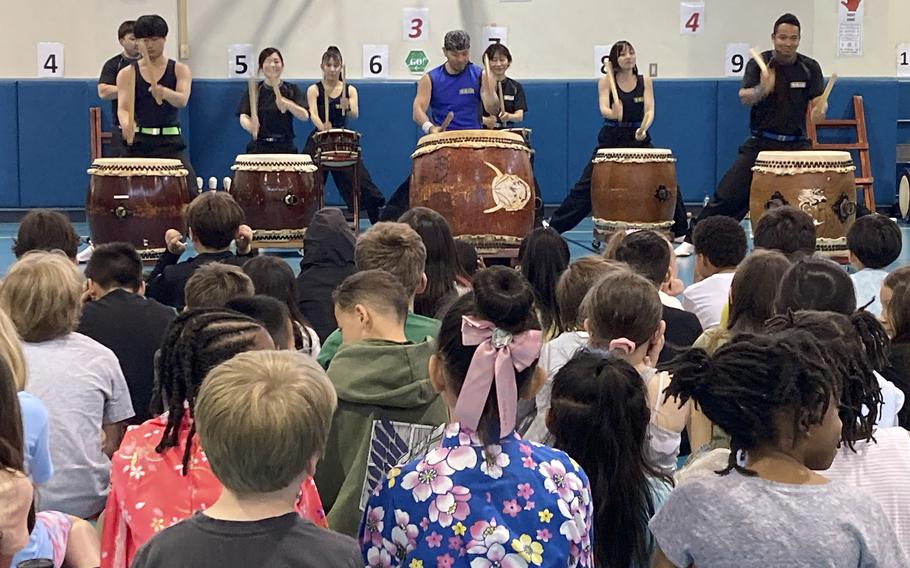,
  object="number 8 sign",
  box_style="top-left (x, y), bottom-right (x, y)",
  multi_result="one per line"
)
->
top-left (680, 2), bottom-right (705, 35)
top-left (403, 8), bottom-right (429, 41)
